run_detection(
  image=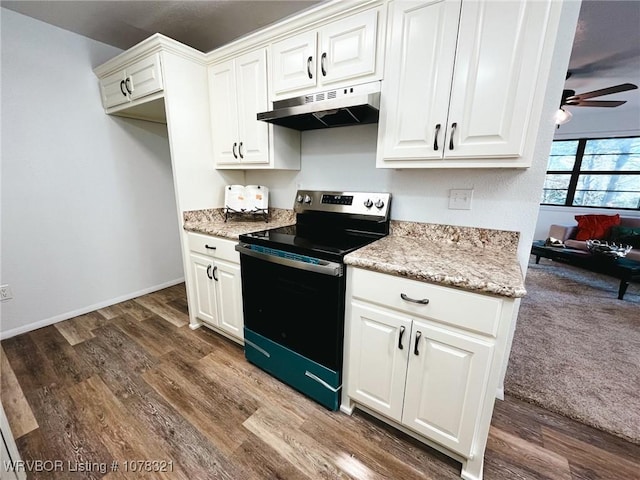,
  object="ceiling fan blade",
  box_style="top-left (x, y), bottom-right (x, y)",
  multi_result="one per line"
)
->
top-left (566, 83), bottom-right (638, 101)
top-left (565, 100), bottom-right (627, 107)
